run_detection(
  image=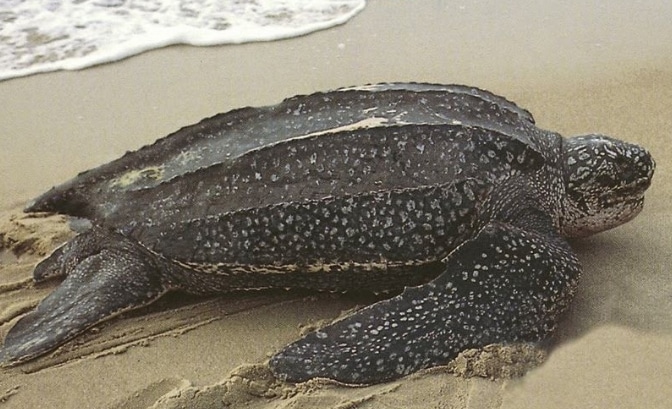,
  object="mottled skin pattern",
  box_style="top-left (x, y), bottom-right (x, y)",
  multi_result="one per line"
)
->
top-left (0, 84), bottom-right (655, 385)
